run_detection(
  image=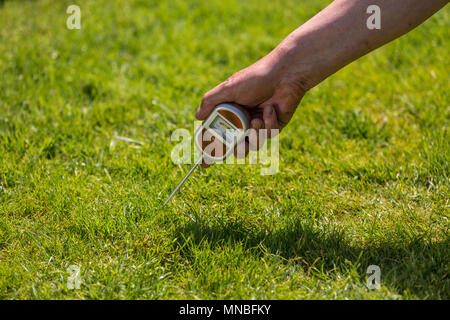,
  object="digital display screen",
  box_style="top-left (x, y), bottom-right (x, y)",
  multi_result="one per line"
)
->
top-left (210, 114), bottom-right (239, 144)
